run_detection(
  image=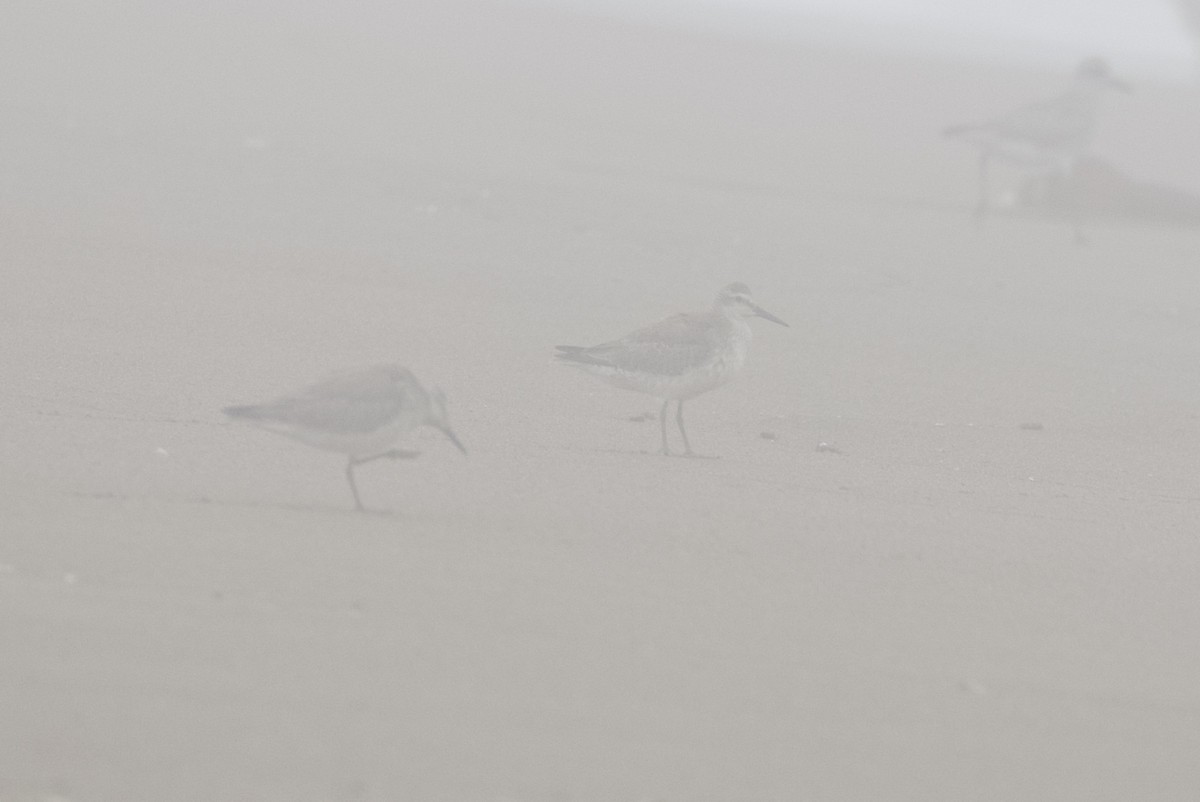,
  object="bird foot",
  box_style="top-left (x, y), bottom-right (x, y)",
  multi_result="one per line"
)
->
top-left (356, 507), bottom-right (397, 517)
top-left (659, 448), bottom-right (717, 459)
top-left (351, 449), bottom-right (420, 468)
top-left (381, 449), bottom-right (421, 460)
